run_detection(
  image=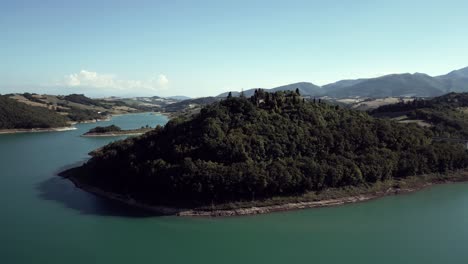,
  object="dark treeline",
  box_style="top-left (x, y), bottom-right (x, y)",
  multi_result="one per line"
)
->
top-left (0, 95), bottom-right (69, 129)
top-left (88, 125), bottom-right (122, 133)
top-left (22, 93), bottom-right (46, 104)
top-left (71, 91), bottom-right (468, 207)
top-left (372, 92), bottom-right (468, 138)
